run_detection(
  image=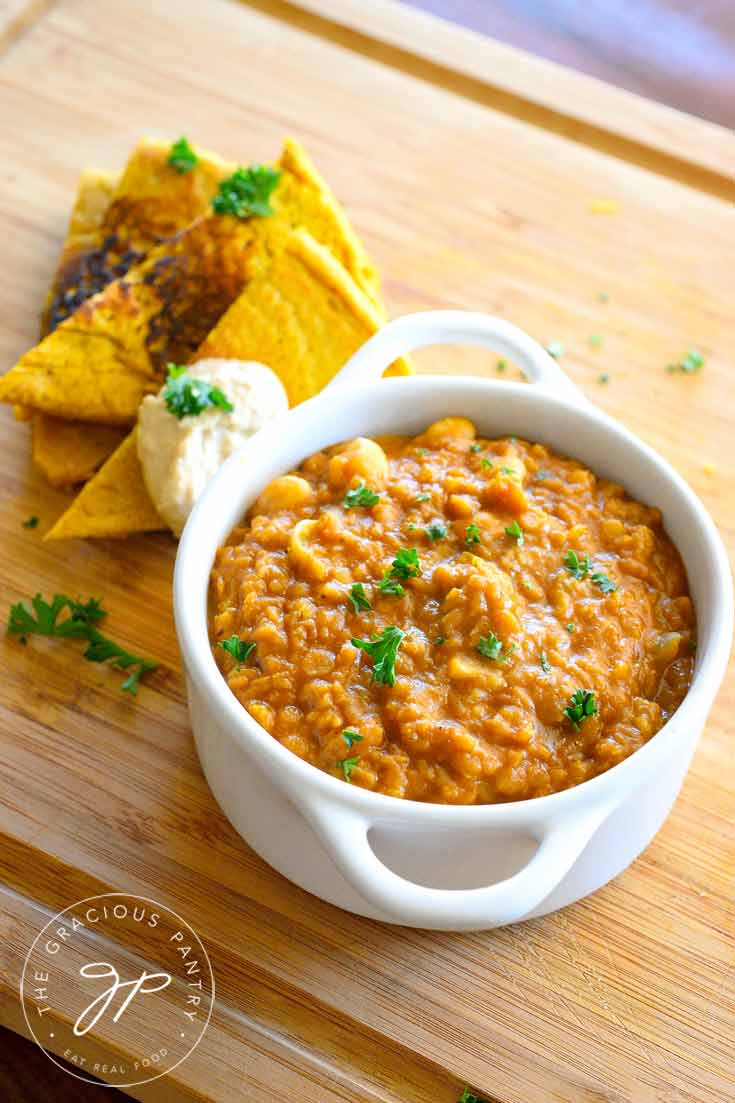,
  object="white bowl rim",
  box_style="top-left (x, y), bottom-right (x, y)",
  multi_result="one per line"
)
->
top-left (174, 325), bottom-right (733, 828)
